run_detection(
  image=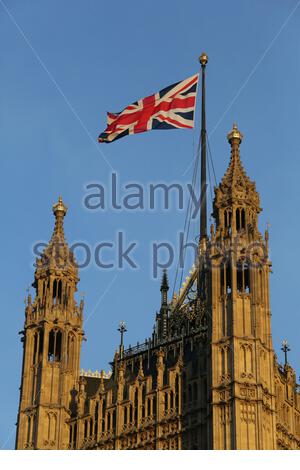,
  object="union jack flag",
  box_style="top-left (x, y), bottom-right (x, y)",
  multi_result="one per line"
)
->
top-left (98, 74), bottom-right (199, 143)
